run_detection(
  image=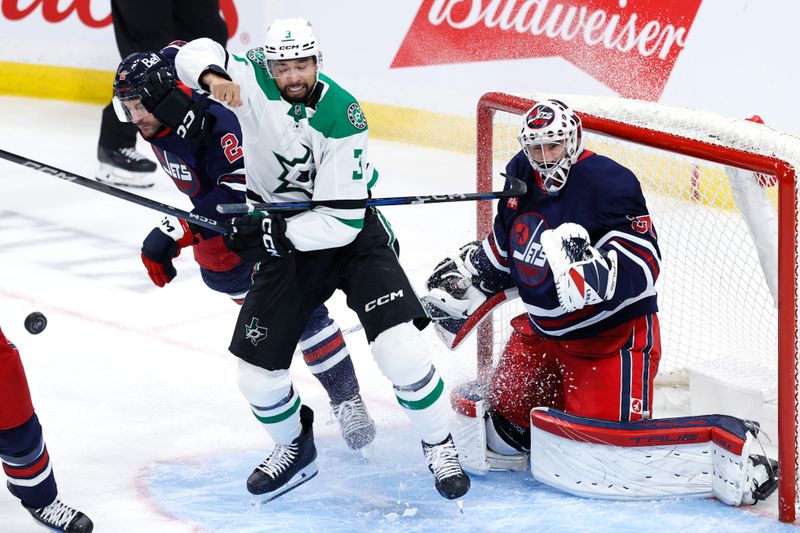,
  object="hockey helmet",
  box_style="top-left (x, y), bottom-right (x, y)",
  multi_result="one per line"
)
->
top-left (517, 99), bottom-right (583, 196)
top-left (112, 51), bottom-right (176, 122)
top-left (262, 17), bottom-right (322, 78)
